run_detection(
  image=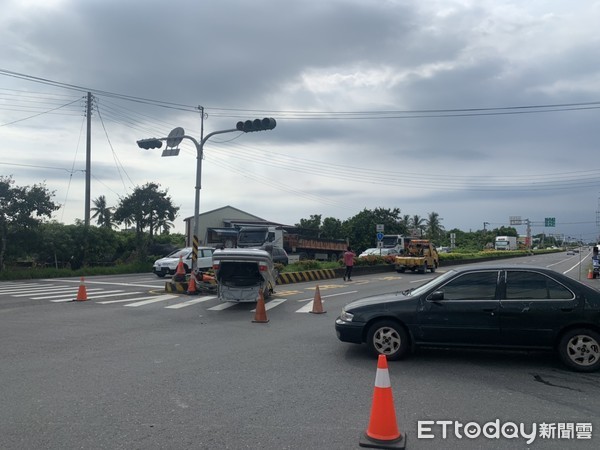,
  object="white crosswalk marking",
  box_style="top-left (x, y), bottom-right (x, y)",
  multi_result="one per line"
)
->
top-left (11, 286), bottom-right (84, 296)
top-left (207, 302), bottom-right (237, 311)
top-left (295, 301), bottom-right (318, 313)
top-left (165, 296), bottom-right (217, 309)
top-left (97, 296), bottom-right (157, 304)
top-left (50, 291), bottom-right (136, 302)
top-left (30, 289), bottom-right (102, 300)
top-left (252, 298), bottom-right (287, 311)
top-left (3, 281), bottom-right (300, 314)
top-left (124, 294), bottom-right (179, 307)
top-left (0, 283), bottom-right (42, 293)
